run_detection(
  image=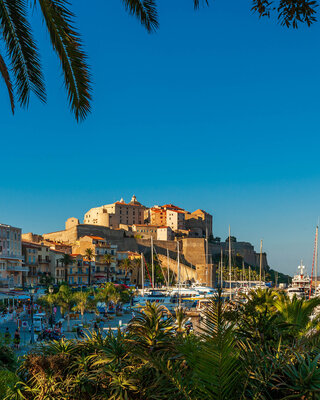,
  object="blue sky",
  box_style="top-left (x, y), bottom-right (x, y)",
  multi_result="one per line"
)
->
top-left (1, 0), bottom-right (320, 275)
